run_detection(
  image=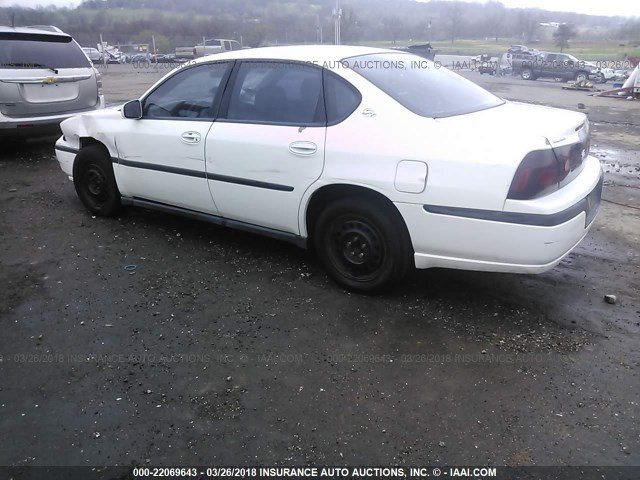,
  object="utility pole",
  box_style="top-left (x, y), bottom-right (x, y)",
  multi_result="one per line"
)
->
top-left (100, 33), bottom-right (106, 68)
top-left (316, 14), bottom-right (323, 44)
top-left (333, 0), bottom-right (342, 45)
top-left (152, 35), bottom-right (158, 71)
